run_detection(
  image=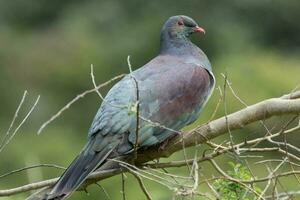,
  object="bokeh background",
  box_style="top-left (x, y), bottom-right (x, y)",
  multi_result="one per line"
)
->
top-left (1, 0), bottom-right (300, 199)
